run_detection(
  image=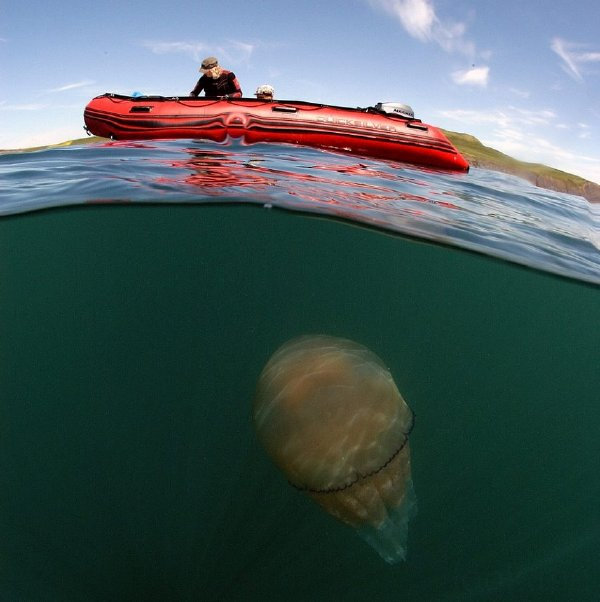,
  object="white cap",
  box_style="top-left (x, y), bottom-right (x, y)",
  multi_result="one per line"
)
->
top-left (255, 84), bottom-right (275, 96)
